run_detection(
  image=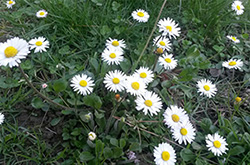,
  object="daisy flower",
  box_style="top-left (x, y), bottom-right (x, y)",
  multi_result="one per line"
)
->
top-left (222, 59), bottom-right (243, 70)
top-left (206, 133), bottom-right (228, 156)
top-left (227, 35), bottom-right (240, 43)
top-left (6, 0), bottom-right (15, 8)
top-left (163, 105), bottom-right (189, 129)
top-left (101, 47), bottom-right (124, 65)
top-left (131, 9), bottom-right (150, 23)
top-left (133, 67), bottom-right (154, 85)
top-left (36, 9), bottom-right (48, 18)
top-left (232, 1), bottom-right (244, 15)
top-left (153, 35), bottom-right (171, 51)
top-left (0, 113), bottom-right (4, 125)
top-left (153, 142), bottom-right (176, 165)
top-left (158, 17), bottom-right (181, 39)
top-left (159, 53), bottom-right (177, 70)
top-left (29, 37), bottom-right (49, 53)
top-left (70, 74), bottom-right (94, 96)
top-left (42, 83), bottom-right (48, 89)
top-left (88, 132), bottom-right (97, 141)
top-left (105, 38), bottom-right (126, 51)
top-left (171, 120), bottom-right (196, 145)
top-left (0, 37), bottom-right (30, 68)
top-left (125, 76), bottom-right (146, 96)
top-left (135, 91), bottom-right (163, 116)
top-left (196, 79), bottom-right (217, 98)
top-left (103, 70), bottom-right (126, 92)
